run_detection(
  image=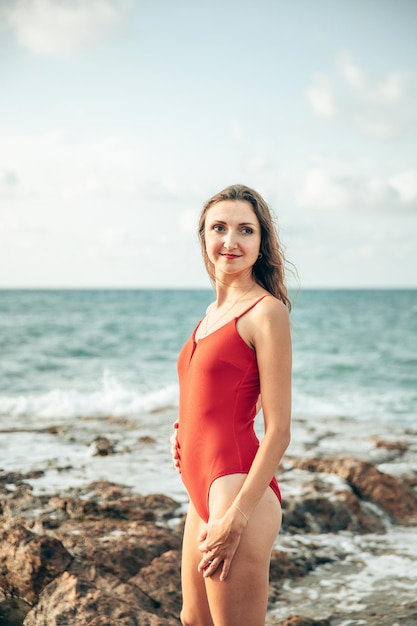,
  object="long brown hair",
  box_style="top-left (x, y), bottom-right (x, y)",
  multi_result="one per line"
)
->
top-left (198, 184), bottom-right (291, 310)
